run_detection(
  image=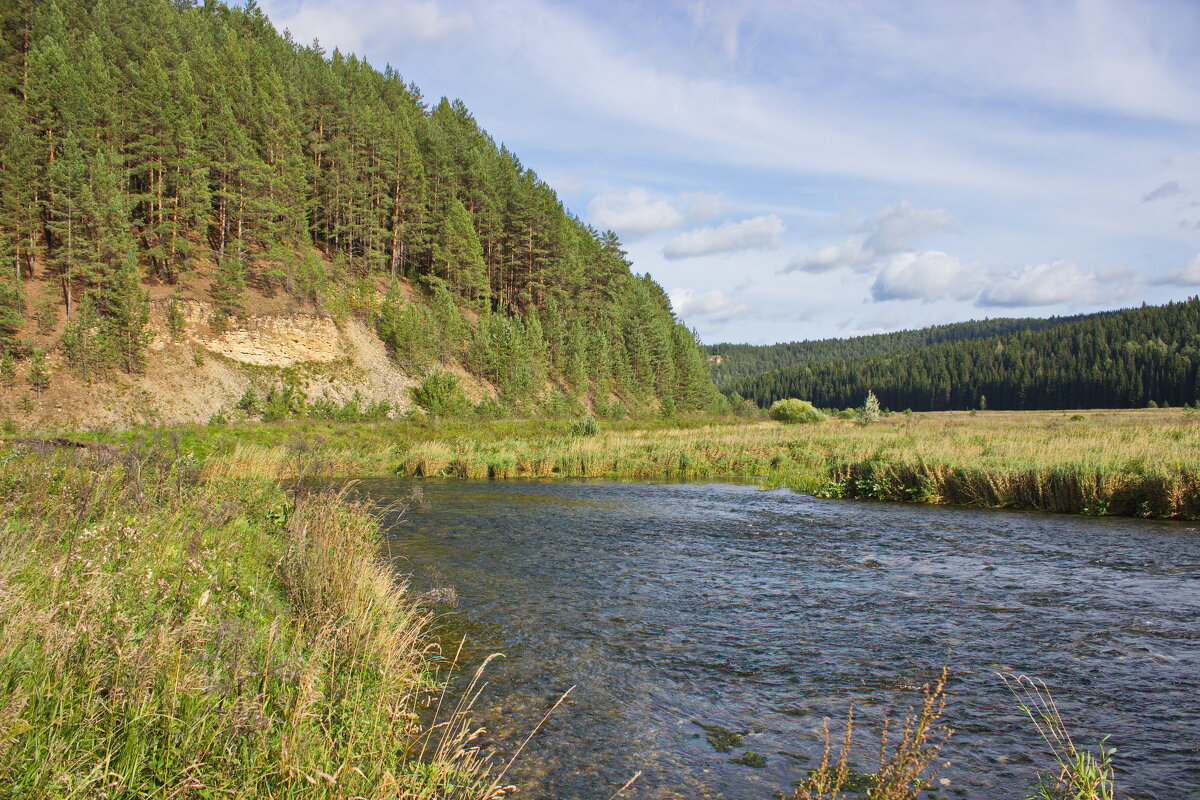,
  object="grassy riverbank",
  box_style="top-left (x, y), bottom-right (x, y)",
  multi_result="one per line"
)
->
top-left (0, 441), bottom-right (502, 798)
top-left (94, 407), bottom-right (1200, 519)
top-left (0, 425), bottom-right (1142, 797)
